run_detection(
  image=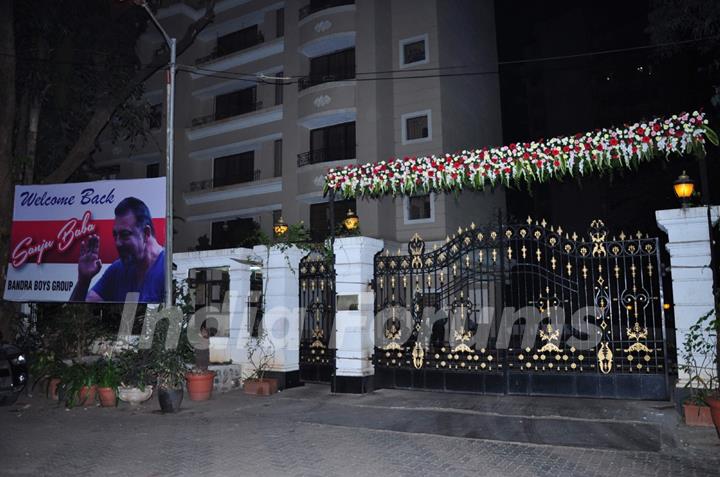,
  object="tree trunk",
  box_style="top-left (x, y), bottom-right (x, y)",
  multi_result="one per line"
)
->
top-left (0, 0), bottom-right (16, 341)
